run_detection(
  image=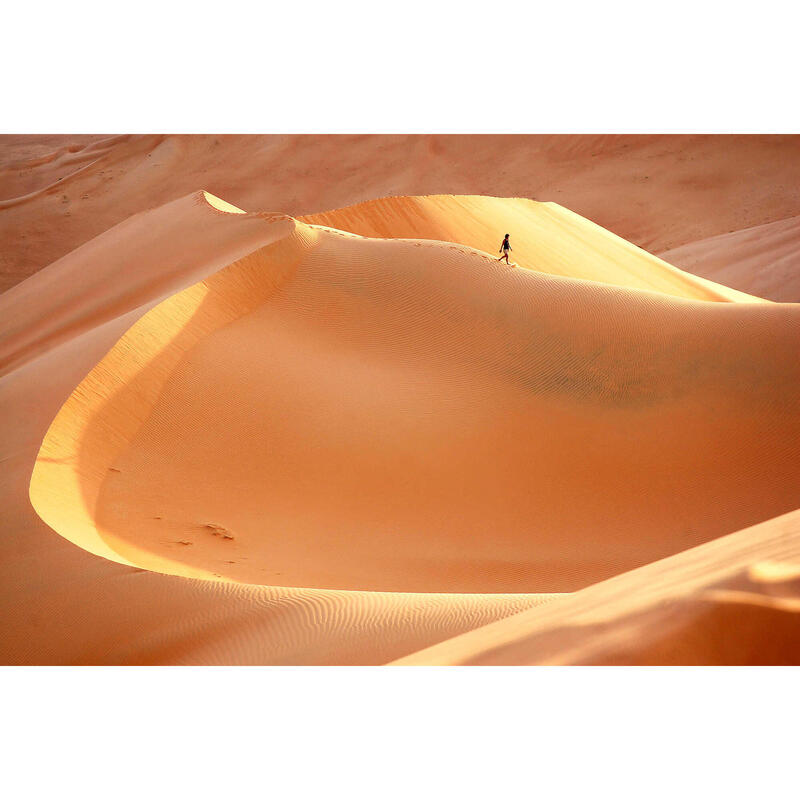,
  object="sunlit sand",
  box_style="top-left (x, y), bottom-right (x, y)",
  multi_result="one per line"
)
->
top-left (1, 136), bottom-right (799, 664)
